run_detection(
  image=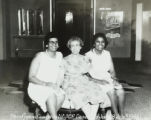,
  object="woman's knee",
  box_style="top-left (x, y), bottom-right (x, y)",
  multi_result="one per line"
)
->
top-left (107, 88), bottom-right (115, 95)
top-left (47, 92), bottom-right (57, 102)
top-left (116, 88), bottom-right (125, 96)
top-left (58, 94), bottom-right (65, 103)
top-left (61, 94), bottom-right (65, 100)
